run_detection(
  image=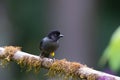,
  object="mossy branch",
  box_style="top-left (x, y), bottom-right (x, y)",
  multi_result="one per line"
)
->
top-left (0, 46), bottom-right (120, 80)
